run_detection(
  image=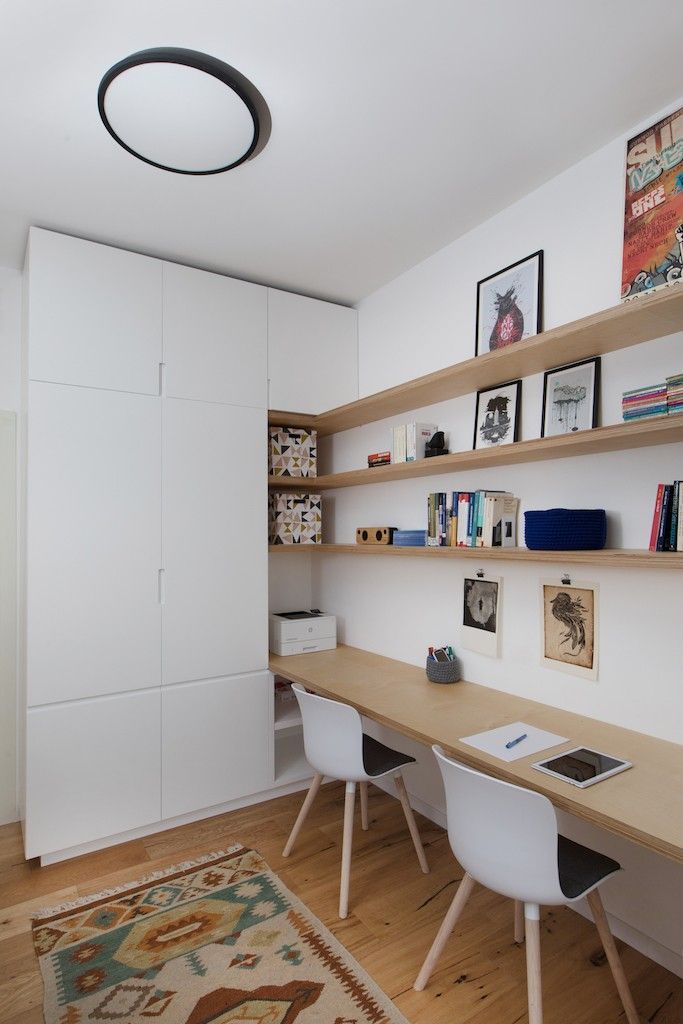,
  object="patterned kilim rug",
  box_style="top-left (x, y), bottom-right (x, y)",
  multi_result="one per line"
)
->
top-left (32, 844), bottom-right (409, 1024)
